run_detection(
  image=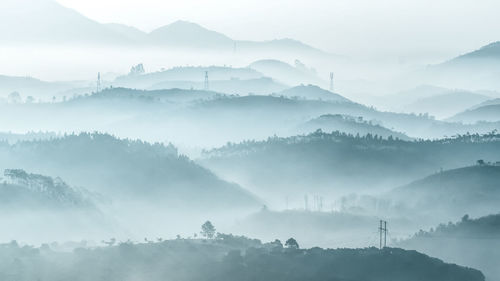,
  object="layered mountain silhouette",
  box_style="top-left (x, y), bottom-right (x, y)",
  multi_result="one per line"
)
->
top-left (0, 0), bottom-right (327, 56)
